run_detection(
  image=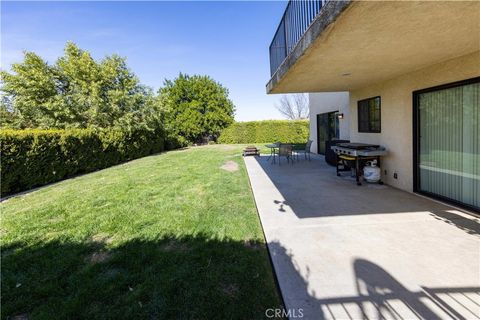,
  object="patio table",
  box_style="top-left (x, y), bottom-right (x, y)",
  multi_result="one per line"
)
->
top-left (265, 143), bottom-right (279, 163)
